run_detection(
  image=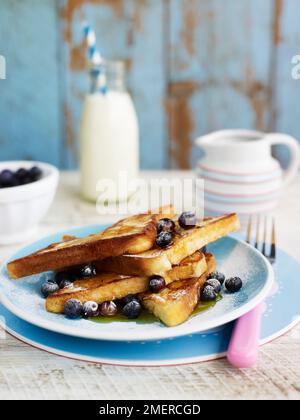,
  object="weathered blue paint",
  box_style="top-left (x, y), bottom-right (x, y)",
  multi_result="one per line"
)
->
top-left (126, 0), bottom-right (167, 170)
top-left (0, 0), bottom-right (299, 170)
top-left (272, 0), bottom-right (300, 167)
top-left (0, 0), bottom-right (61, 166)
top-left (168, 0), bottom-right (274, 168)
